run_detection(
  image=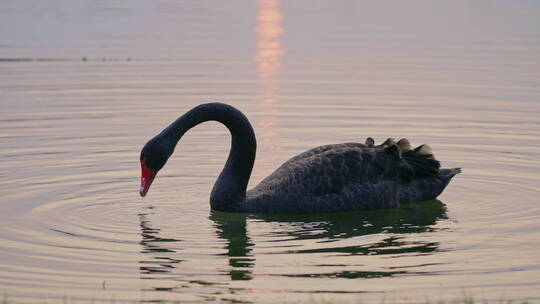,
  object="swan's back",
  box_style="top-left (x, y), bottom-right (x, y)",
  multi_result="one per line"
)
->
top-left (245, 138), bottom-right (459, 213)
